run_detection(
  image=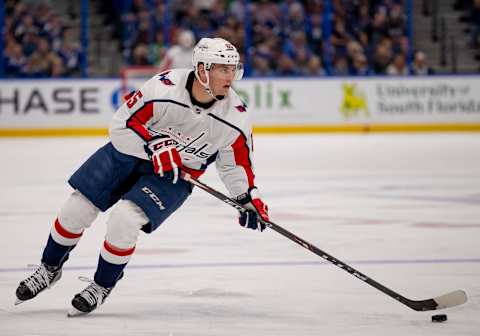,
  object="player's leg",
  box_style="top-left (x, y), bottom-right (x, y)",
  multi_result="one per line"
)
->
top-left (42, 190), bottom-right (100, 267)
top-left (69, 175), bottom-right (192, 315)
top-left (15, 190), bottom-right (100, 304)
top-left (69, 199), bottom-right (147, 314)
top-left (15, 142), bottom-right (142, 305)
